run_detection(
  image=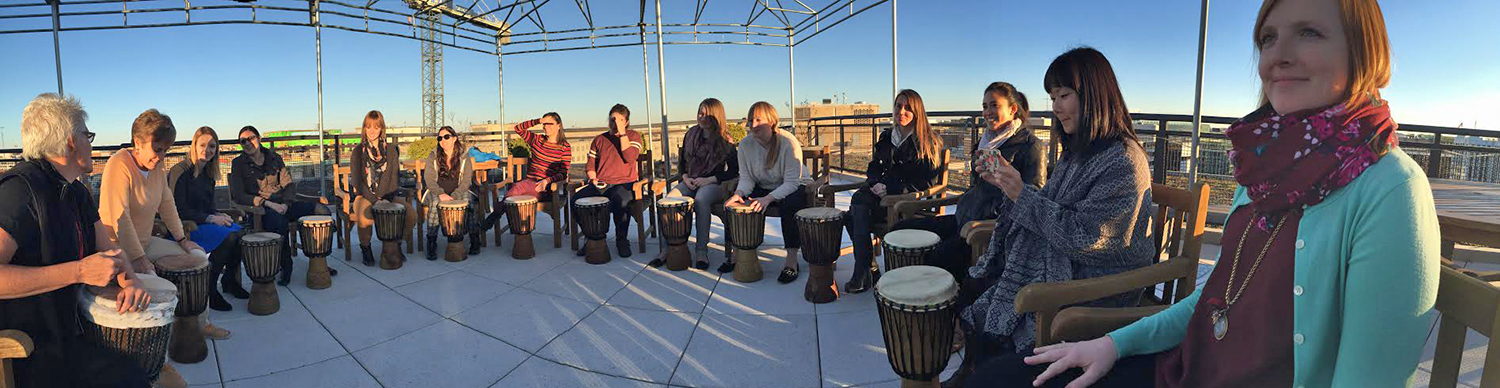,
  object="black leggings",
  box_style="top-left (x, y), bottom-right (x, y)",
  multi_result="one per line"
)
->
top-left (13, 339), bottom-right (150, 388)
top-left (574, 183), bottom-right (636, 239)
